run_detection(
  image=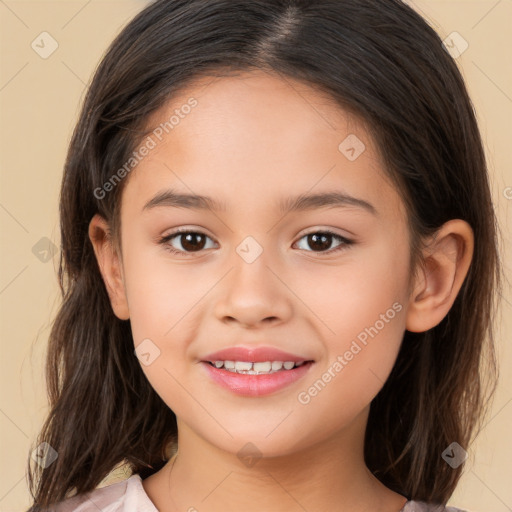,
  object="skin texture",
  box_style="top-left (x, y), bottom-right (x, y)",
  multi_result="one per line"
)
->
top-left (89, 70), bottom-right (474, 512)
